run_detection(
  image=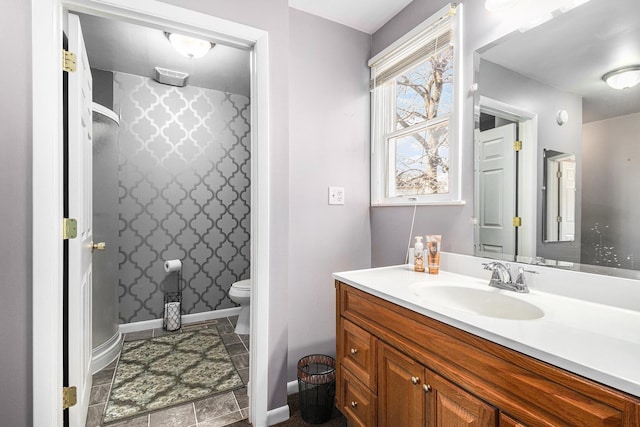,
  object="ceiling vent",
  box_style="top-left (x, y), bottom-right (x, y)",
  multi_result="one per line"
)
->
top-left (153, 67), bottom-right (189, 87)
